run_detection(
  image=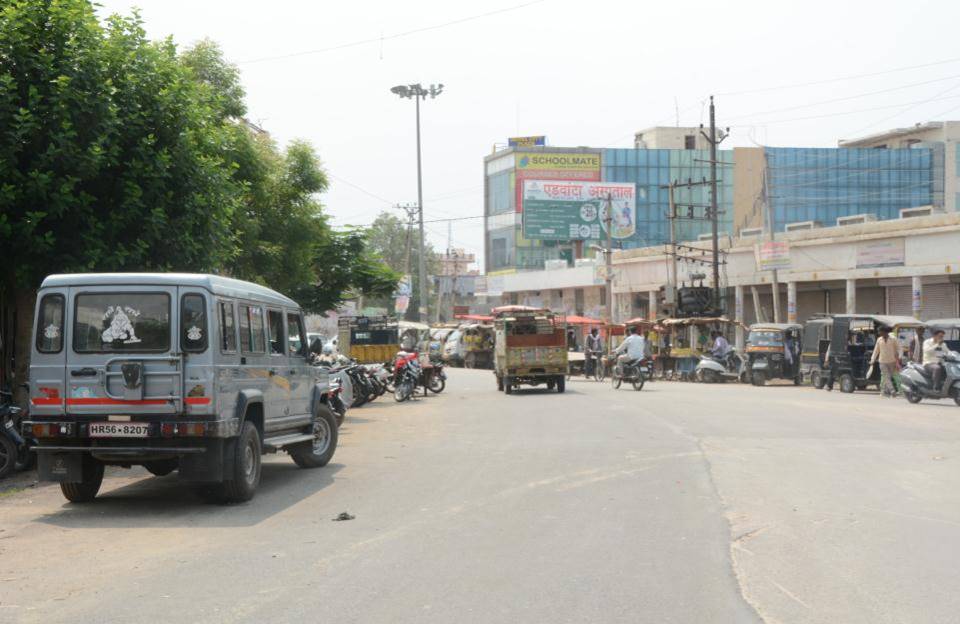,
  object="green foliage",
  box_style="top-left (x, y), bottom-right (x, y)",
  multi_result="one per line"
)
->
top-left (0, 0), bottom-right (398, 316)
top-left (363, 211), bottom-right (439, 317)
top-left (0, 1), bottom-right (240, 288)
